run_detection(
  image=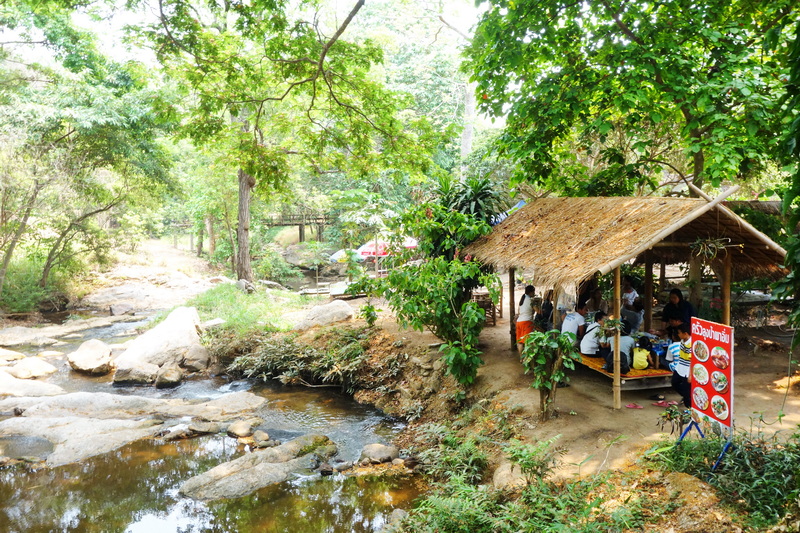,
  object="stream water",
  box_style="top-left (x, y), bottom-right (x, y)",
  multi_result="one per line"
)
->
top-left (0, 319), bottom-right (422, 533)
